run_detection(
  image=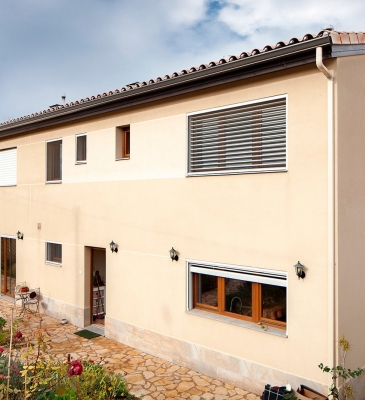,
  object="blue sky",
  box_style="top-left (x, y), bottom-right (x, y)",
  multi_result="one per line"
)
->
top-left (1, 0), bottom-right (363, 122)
